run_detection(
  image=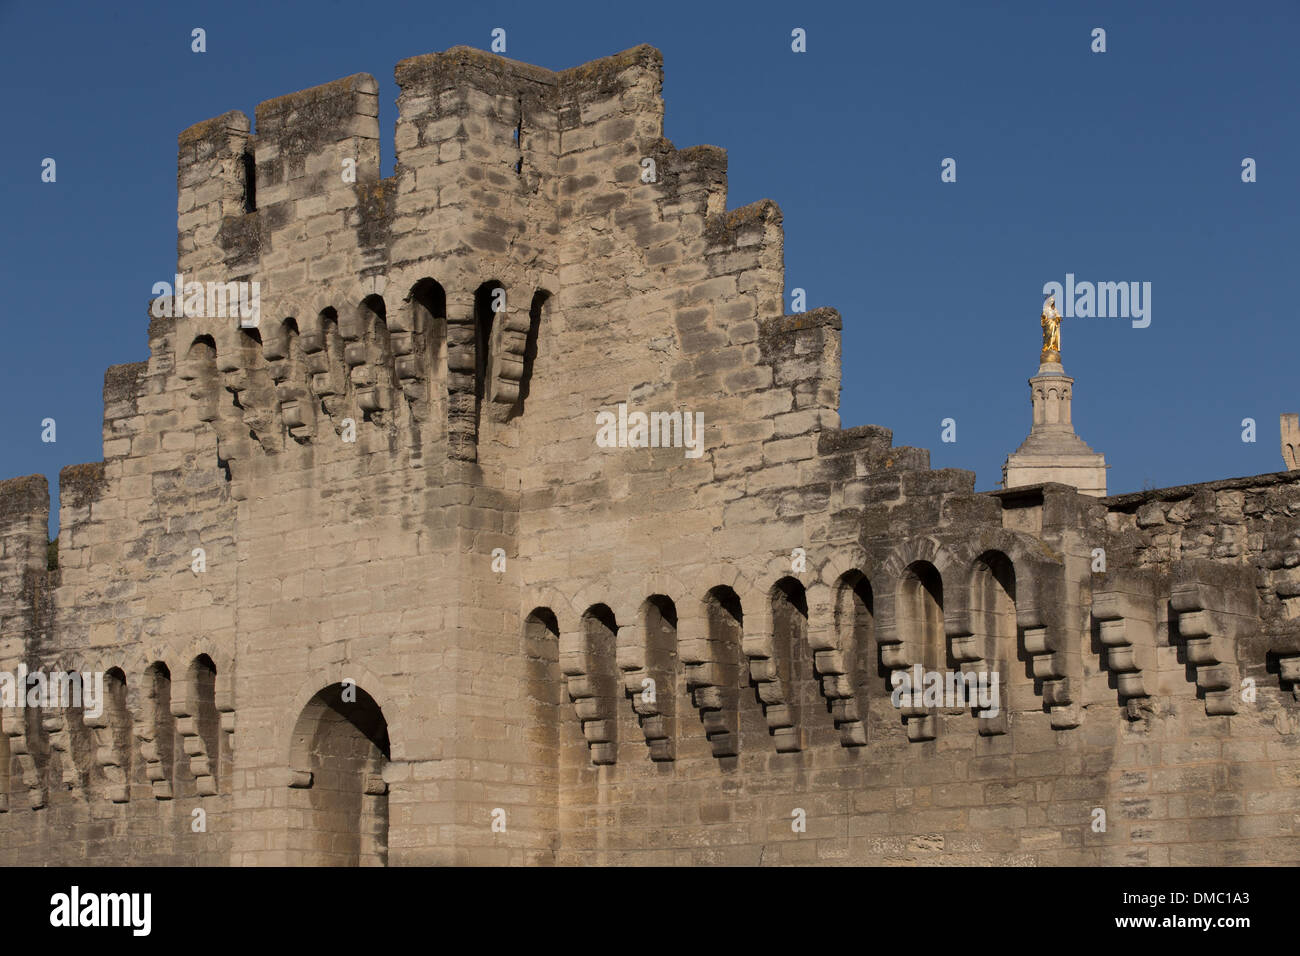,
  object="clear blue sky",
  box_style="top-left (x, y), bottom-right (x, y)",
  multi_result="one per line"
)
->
top-left (2, 0), bottom-right (1297, 536)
